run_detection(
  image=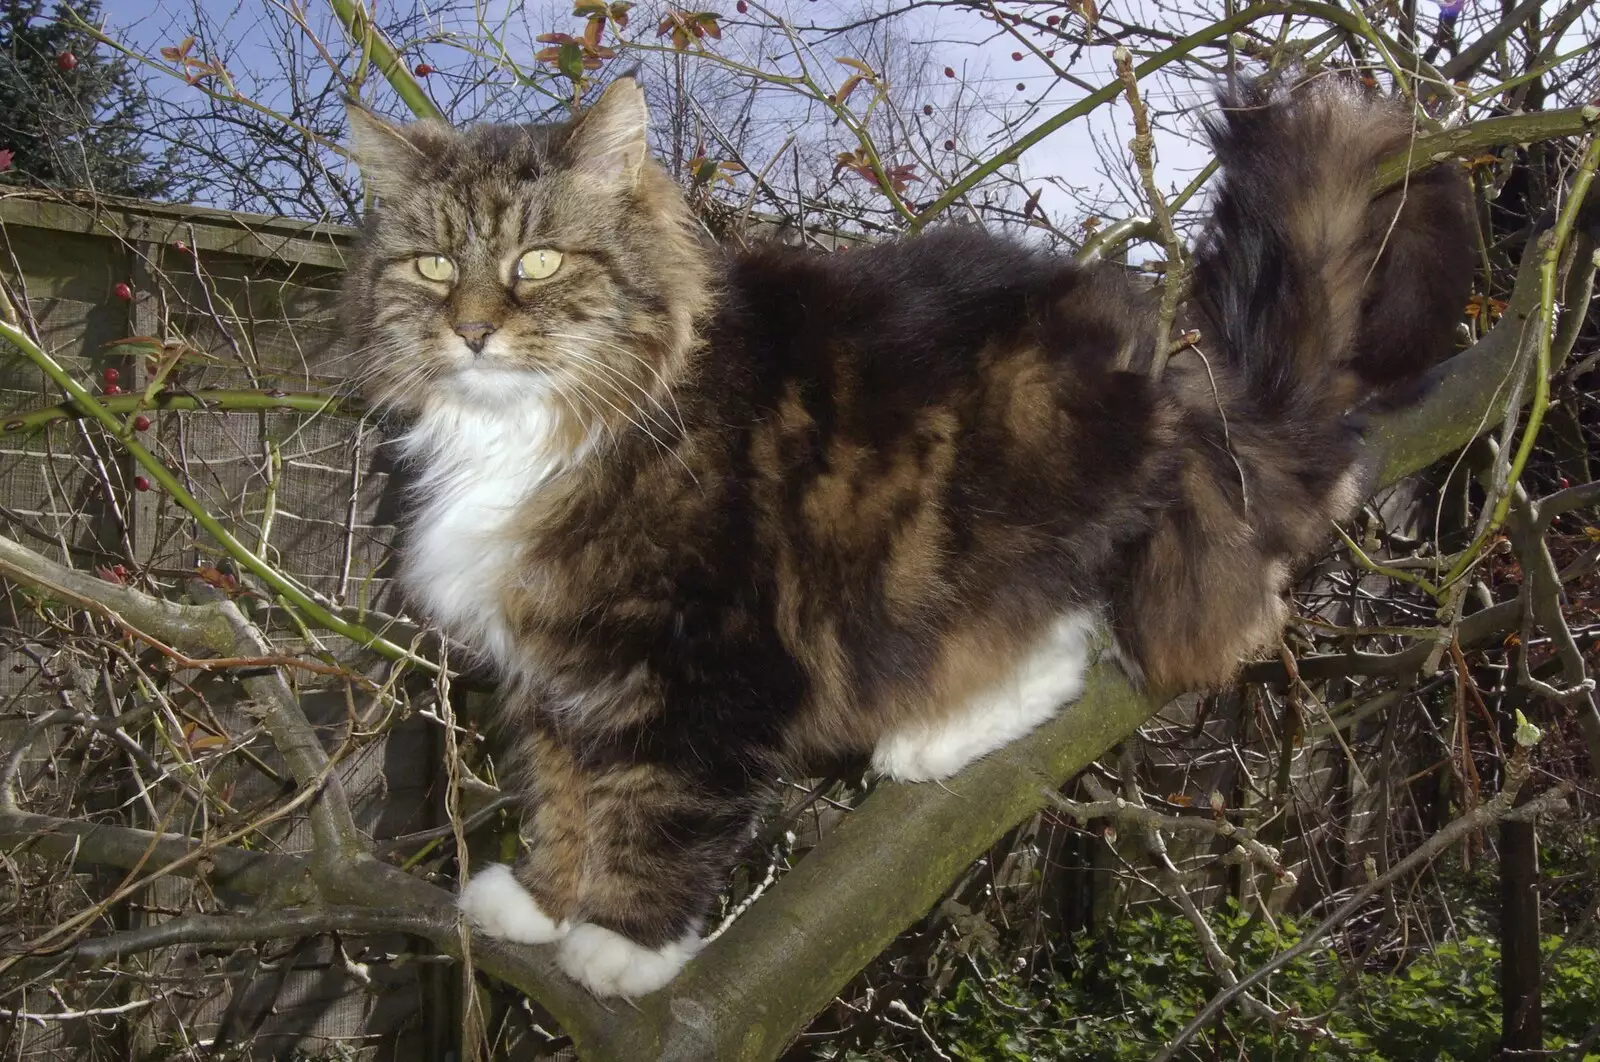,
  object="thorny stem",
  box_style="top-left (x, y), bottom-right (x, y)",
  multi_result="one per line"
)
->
top-left (327, 0), bottom-right (446, 121)
top-left (1372, 107), bottom-right (1600, 191)
top-left (1, 388), bottom-right (355, 433)
top-left (1334, 524), bottom-right (1442, 597)
top-left (0, 319), bottom-right (432, 672)
top-left (1047, 778), bottom-right (1286, 878)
